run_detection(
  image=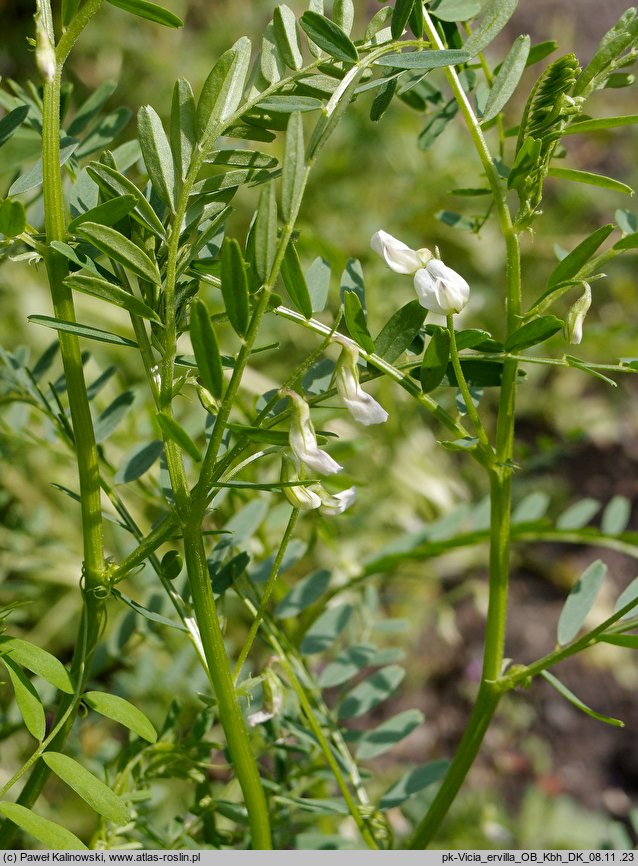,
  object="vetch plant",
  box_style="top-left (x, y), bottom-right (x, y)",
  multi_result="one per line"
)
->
top-left (1, 0), bottom-right (638, 851)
